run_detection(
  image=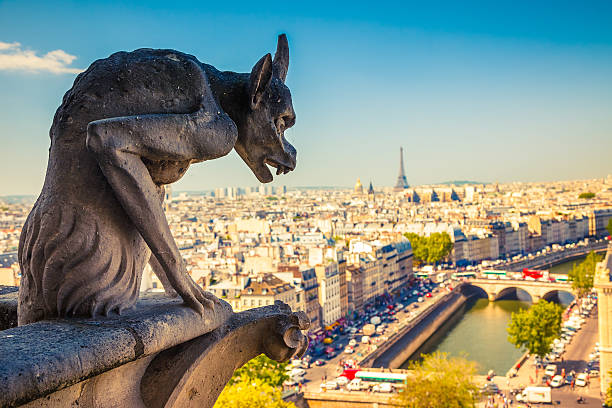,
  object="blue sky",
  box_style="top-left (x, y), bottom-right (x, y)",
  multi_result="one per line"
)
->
top-left (0, 0), bottom-right (611, 194)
